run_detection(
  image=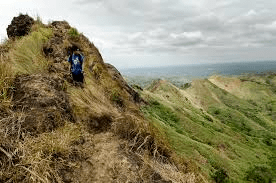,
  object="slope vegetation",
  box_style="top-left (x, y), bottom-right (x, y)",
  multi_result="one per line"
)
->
top-left (141, 75), bottom-right (276, 182)
top-left (0, 15), bottom-right (198, 183)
